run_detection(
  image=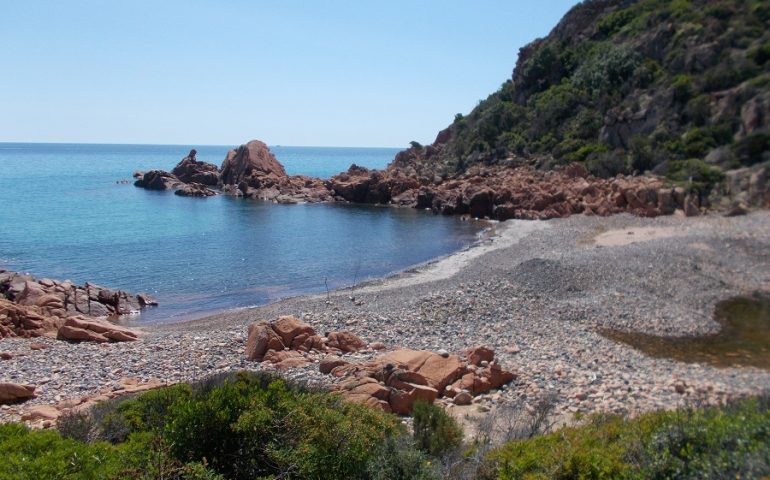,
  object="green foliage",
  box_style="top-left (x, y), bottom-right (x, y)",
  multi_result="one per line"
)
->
top-left (564, 142), bottom-right (609, 164)
top-left (733, 132), bottom-right (770, 166)
top-left (573, 43), bottom-right (641, 94)
top-left (680, 124), bottom-right (734, 158)
top-left (489, 396), bottom-right (770, 480)
top-left (366, 436), bottom-right (438, 480)
top-left (412, 400), bottom-right (463, 457)
top-left (596, 8), bottom-right (636, 37)
top-left (53, 371), bottom-right (411, 480)
top-left (0, 424), bottom-right (221, 480)
top-left (400, 0), bottom-right (770, 183)
top-left (672, 74), bottom-right (695, 103)
top-left (665, 158), bottom-right (725, 193)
